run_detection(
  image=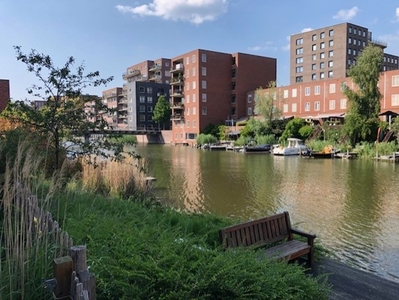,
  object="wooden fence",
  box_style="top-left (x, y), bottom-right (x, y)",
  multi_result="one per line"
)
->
top-left (28, 195), bottom-right (96, 299)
